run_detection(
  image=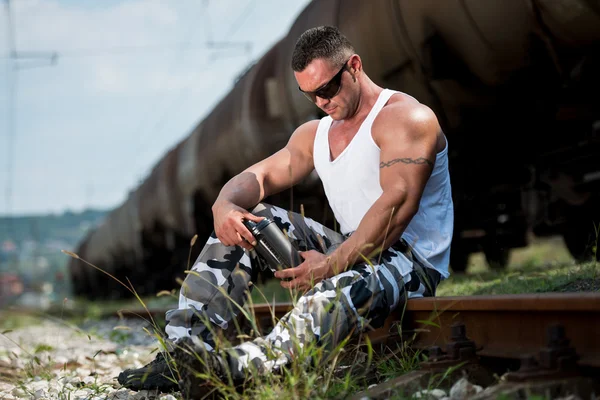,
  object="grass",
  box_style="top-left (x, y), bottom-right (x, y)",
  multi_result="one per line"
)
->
top-left (438, 260), bottom-right (599, 296)
top-left (437, 235), bottom-right (599, 296)
top-left (0, 312), bottom-right (42, 332)
top-left (24, 236), bottom-right (591, 319)
top-left (2, 235), bottom-right (598, 400)
top-left (1, 246), bottom-right (441, 400)
top-left (251, 235), bottom-right (600, 301)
